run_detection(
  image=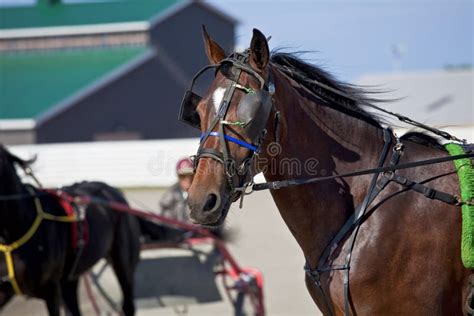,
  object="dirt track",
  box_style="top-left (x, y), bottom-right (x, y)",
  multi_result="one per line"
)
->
top-left (2, 189), bottom-right (321, 316)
